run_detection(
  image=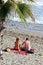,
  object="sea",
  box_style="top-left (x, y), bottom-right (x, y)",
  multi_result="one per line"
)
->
top-left (4, 20), bottom-right (43, 34)
top-left (4, 4), bottom-right (43, 34)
